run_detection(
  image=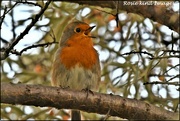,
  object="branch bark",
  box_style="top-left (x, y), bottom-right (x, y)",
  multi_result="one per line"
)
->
top-left (64, 0), bottom-right (179, 33)
top-left (1, 82), bottom-right (178, 120)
